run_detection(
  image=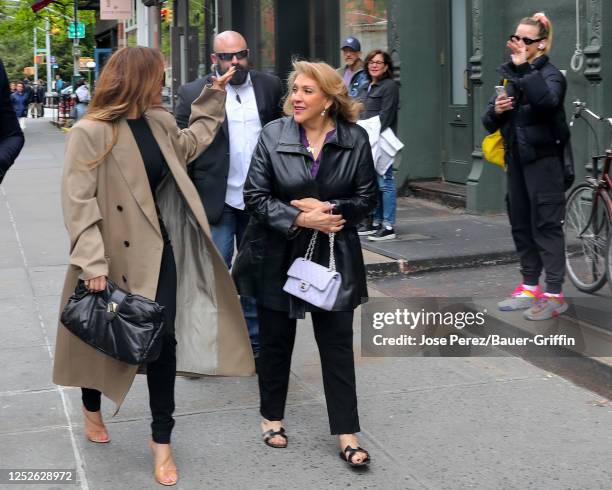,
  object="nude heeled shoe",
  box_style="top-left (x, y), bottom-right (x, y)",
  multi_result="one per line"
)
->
top-left (81, 407), bottom-right (110, 443)
top-left (149, 441), bottom-right (178, 486)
